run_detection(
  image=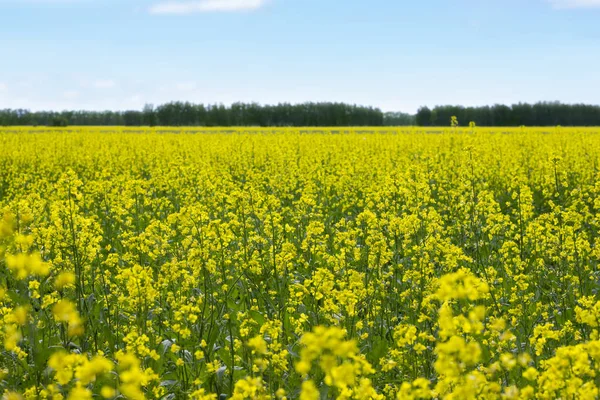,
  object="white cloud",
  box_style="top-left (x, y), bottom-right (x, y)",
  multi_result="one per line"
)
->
top-left (549, 0), bottom-right (600, 8)
top-left (0, 82), bottom-right (7, 92)
top-left (149, 0), bottom-right (267, 14)
top-left (92, 79), bottom-right (116, 89)
top-left (0, 0), bottom-right (91, 4)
